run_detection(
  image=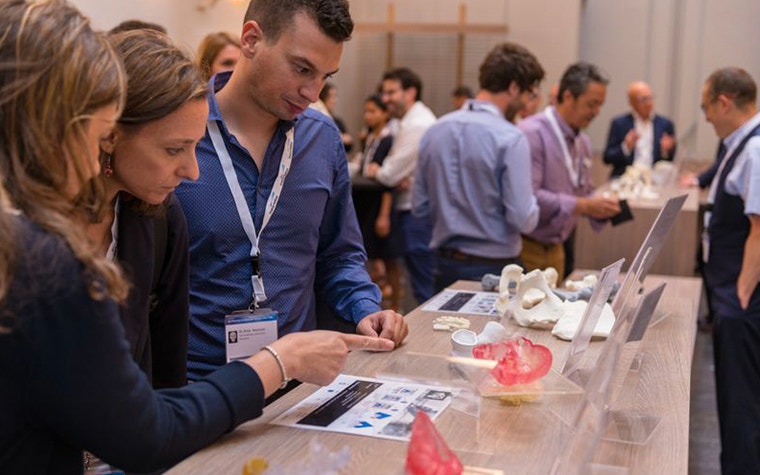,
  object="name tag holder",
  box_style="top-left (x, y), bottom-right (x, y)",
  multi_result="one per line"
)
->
top-left (225, 308), bottom-right (278, 362)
